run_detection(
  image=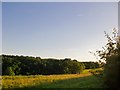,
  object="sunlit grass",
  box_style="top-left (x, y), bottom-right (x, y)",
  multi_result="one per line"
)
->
top-left (0, 76), bottom-right (2, 90)
top-left (2, 68), bottom-right (103, 89)
top-left (2, 73), bottom-right (92, 88)
top-left (81, 68), bottom-right (103, 74)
